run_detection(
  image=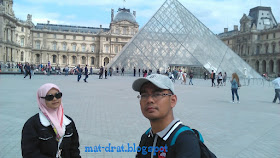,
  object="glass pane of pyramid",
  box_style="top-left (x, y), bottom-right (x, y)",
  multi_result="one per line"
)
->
top-left (107, 0), bottom-right (262, 78)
